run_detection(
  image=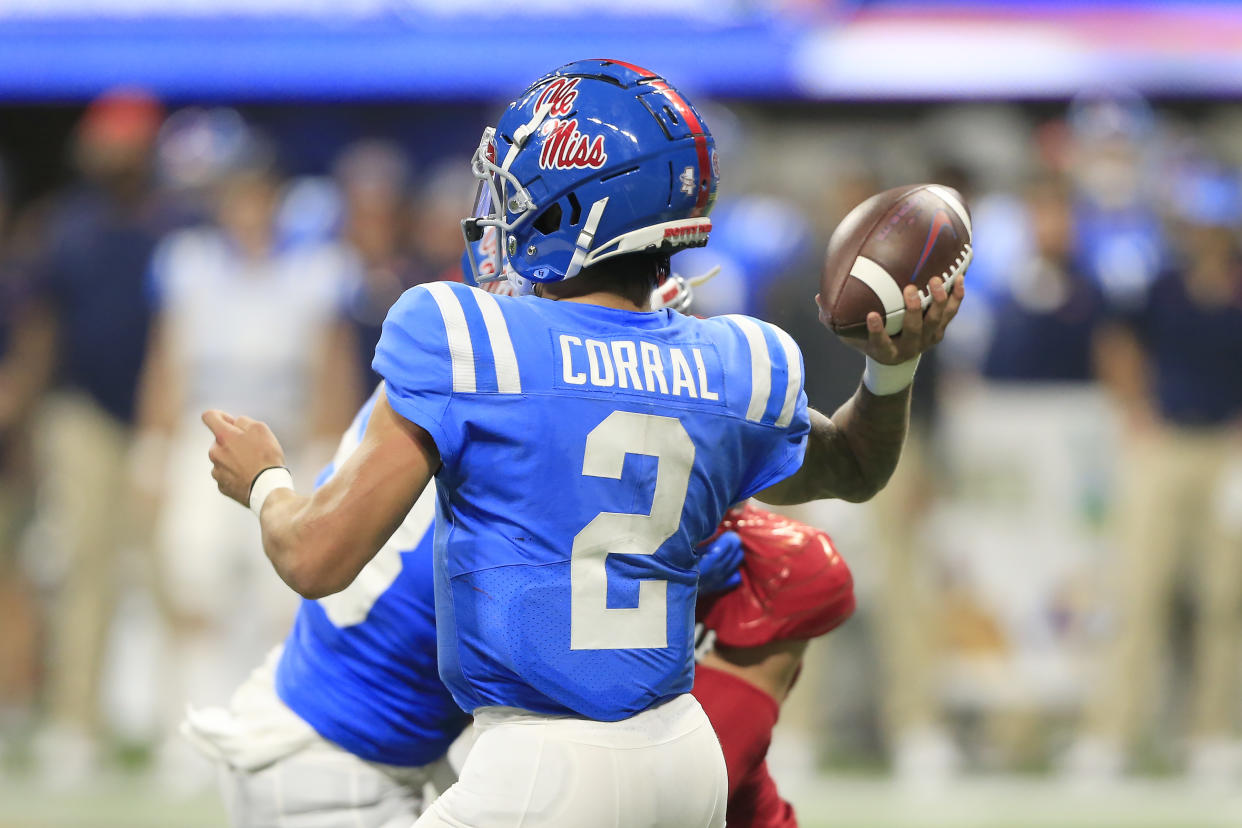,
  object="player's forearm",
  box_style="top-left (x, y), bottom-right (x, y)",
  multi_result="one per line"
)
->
top-left (207, 391), bottom-right (436, 600)
top-left (757, 384), bottom-right (910, 505)
top-left (259, 488), bottom-right (365, 600)
top-left (824, 382), bottom-right (912, 500)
